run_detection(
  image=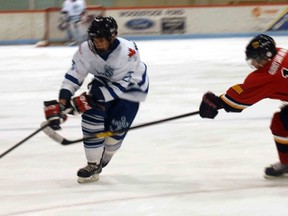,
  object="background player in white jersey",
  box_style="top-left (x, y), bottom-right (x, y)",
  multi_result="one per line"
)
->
top-left (44, 16), bottom-right (149, 183)
top-left (60, 0), bottom-right (86, 45)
